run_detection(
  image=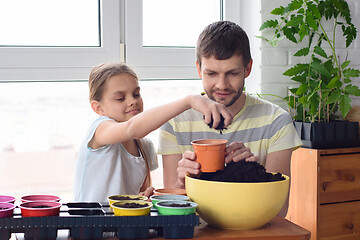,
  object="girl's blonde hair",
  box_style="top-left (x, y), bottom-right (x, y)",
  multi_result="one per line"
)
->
top-left (88, 62), bottom-right (138, 102)
top-left (88, 62), bottom-right (152, 190)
